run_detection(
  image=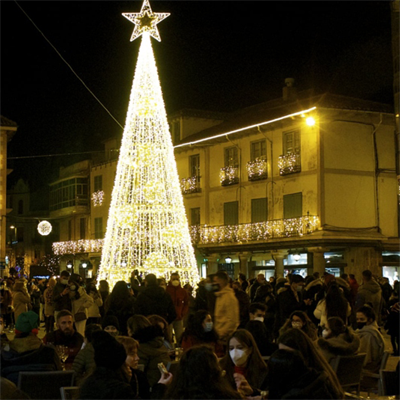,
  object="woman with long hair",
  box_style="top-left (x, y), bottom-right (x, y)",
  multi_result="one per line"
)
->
top-left (279, 310), bottom-right (318, 341)
top-left (317, 316), bottom-right (360, 363)
top-left (104, 281), bottom-right (135, 336)
top-left (219, 329), bottom-right (268, 397)
top-left (165, 345), bottom-right (241, 399)
top-left (180, 310), bottom-right (223, 357)
top-left (314, 283), bottom-right (351, 328)
top-left (277, 328), bottom-right (344, 399)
